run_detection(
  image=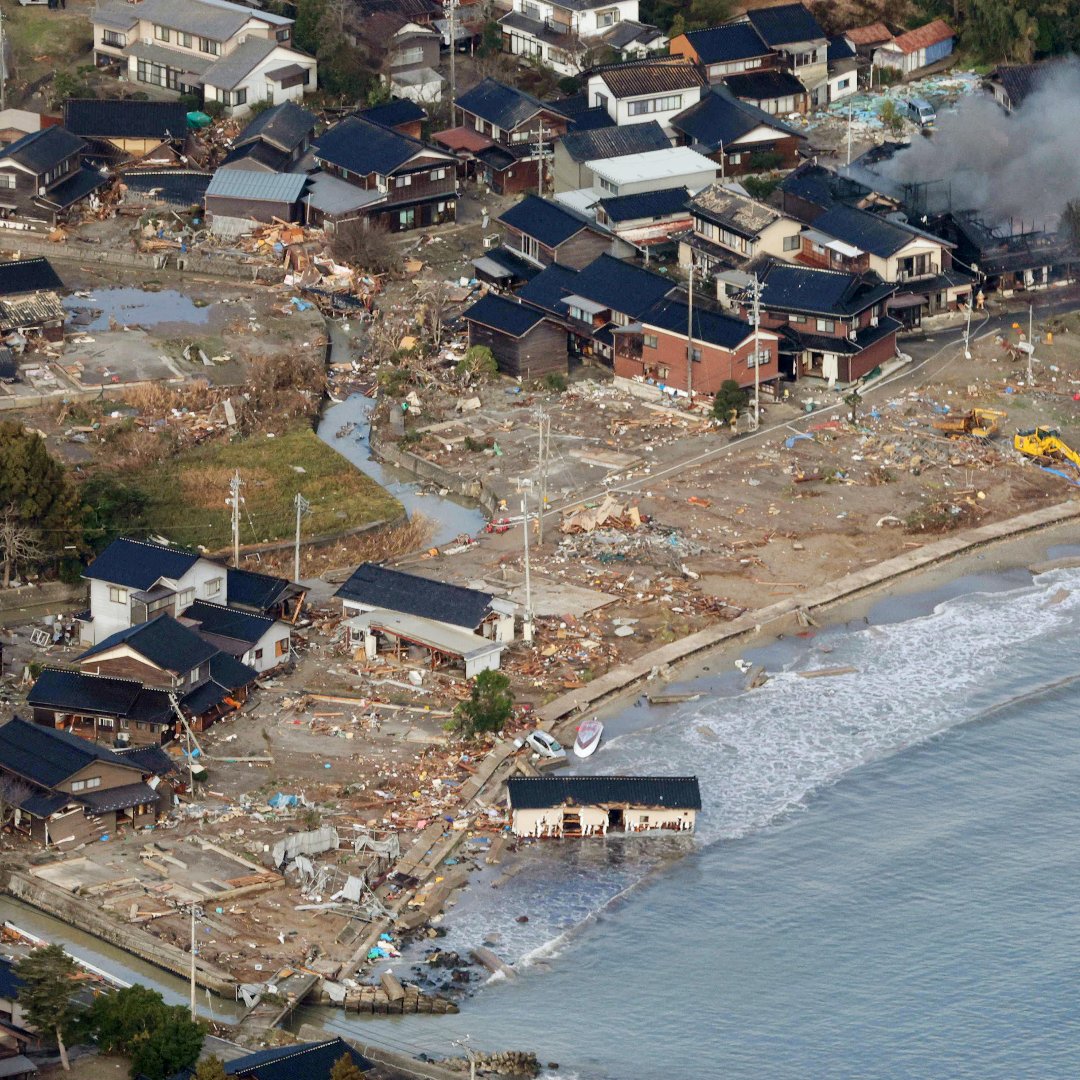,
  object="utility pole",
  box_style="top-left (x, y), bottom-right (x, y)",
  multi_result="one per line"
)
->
top-left (1027, 302), bottom-right (1035, 386)
top-left (0, 7), bottom-right (6, 114)
top-left (846, 101), bottom-right (852, 167)
top-left (719, 139), bottom-right (725, 181)
top-left (963, 296), bottom-right (973, 360)
top-left (533, 123), bottom-right (551, 196)
top-left (686, 259), bottom-right (695, 402)
top-left (519, 480), bottom-right (533, 644)
top-left (536, 409), bottom-right (549, 546)
top-left (751, 274), bottom-right (762, 430)
top-left (444, 0), bottom-right (456, 124)
top-left (228, 470), bottom-right (242, 566)
top-left (189, 907), bottom-right (197, 1021)
top-left (293, 492), bottom-right (310, 582)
